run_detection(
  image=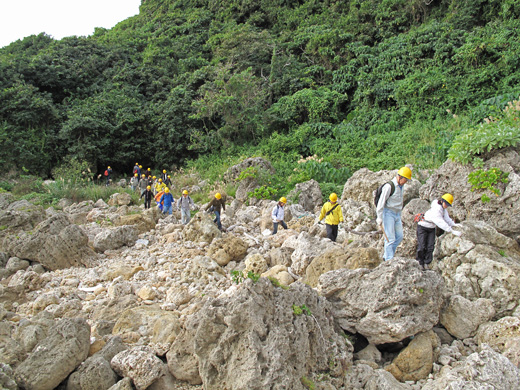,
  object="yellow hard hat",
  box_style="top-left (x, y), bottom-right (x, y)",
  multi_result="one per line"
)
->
top-left (159, 178), bottom-right (163, 182)
top-left (147, 168), bottom-right (151, 171)
top-left (329, 193), bottom-right (338, 202)
top-left (165, 188), bottom-right (170, 193)
top-left (134, 173), bottom-right (138, 177)
top-left (279, 197), bottom-right (287, 204)
top-left (398, 167), bottom-right (412, 180)
top-left (108, 166), bottom-right (111, 169)
top-left (146, 186), bottom-right (151, 190)
top-left (163, 169), bottom-right (166, 173)
top-left (167, 175), bottom-right (171, 178)
top-left (139, 165), bottom-right (142, 168)
top-left (441, 193), bottom-right (454, 206)
top-left (141, 174), bottom-right (145, 177)
top-left (183, 190), bottom-right (188, 195)
top-left (135, 162), bottom-right (138, 165)
top-left (152, 176), bottom-right (156, 179)
top-left (215, 193), bottom-right (222, 199)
